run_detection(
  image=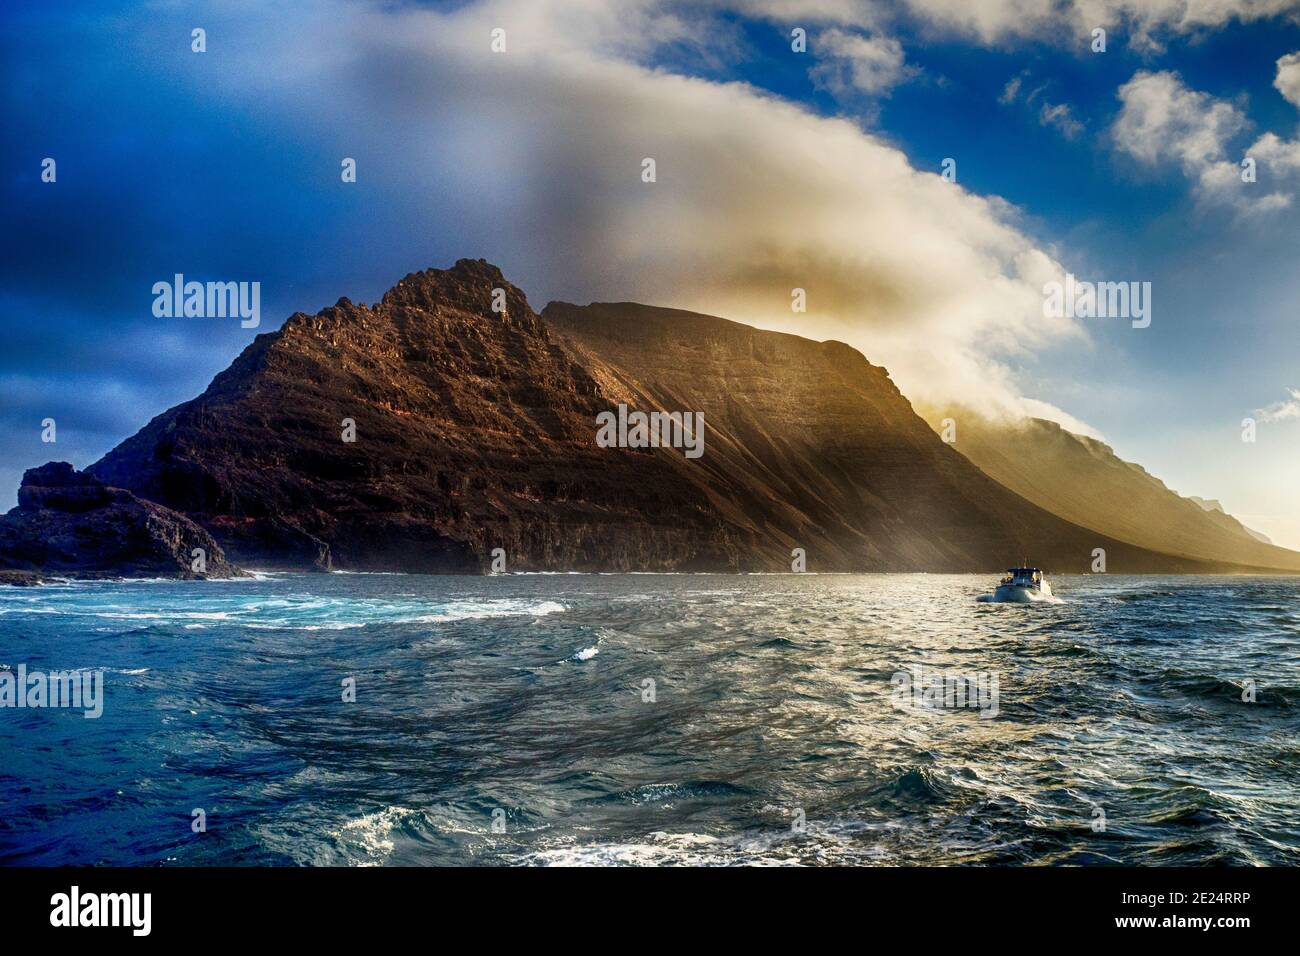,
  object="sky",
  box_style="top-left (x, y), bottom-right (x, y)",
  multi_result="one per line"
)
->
top-left (4, 0), bottom-right (1300, 545)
